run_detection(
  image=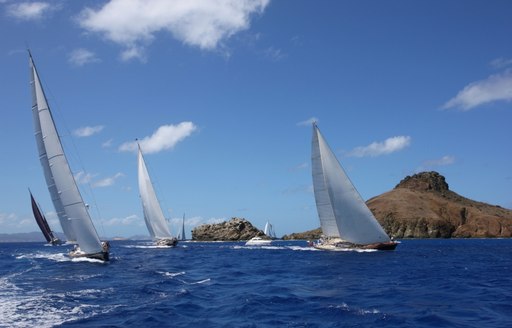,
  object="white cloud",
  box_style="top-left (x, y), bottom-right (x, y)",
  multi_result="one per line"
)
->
top-left (103, 214), bottom-right (139, 227)
top-left (74, 171), bottom-right (96, 185)
top-left (102, 139), bottom-right (114, 148)
top-left (297, 117), bottom-right (319, 126)
top-left (264, 47), bottom-right (285, 62)
top-left (348, 136), bottom-right (411, 157)
top-left (78, 0), bottom-right (270, 59)
top-left (442, 69), bottom-right (512, 110)
top-left (120, 46), bottom-right (147, 63)
top-left (69, 48), bottom-right (100, 66)
top-left (7, 2), bottom-right (52, 20)
top-left (73, 125), bottom-right (104, 137)
top-left (92, 173), bottom-right (124, 188)
top-left (423, 155), bottom-right (455, 167)
top-left (490, 57), bottom-right (512, 69)
top-left (119, 122), bottom-right (197, 154)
